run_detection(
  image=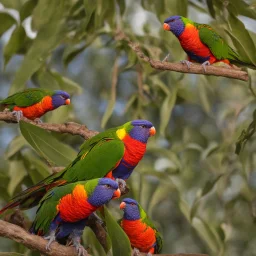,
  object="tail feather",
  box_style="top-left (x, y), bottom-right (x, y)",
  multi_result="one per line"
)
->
top-left (0, 179), bottom-right (67, 214)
